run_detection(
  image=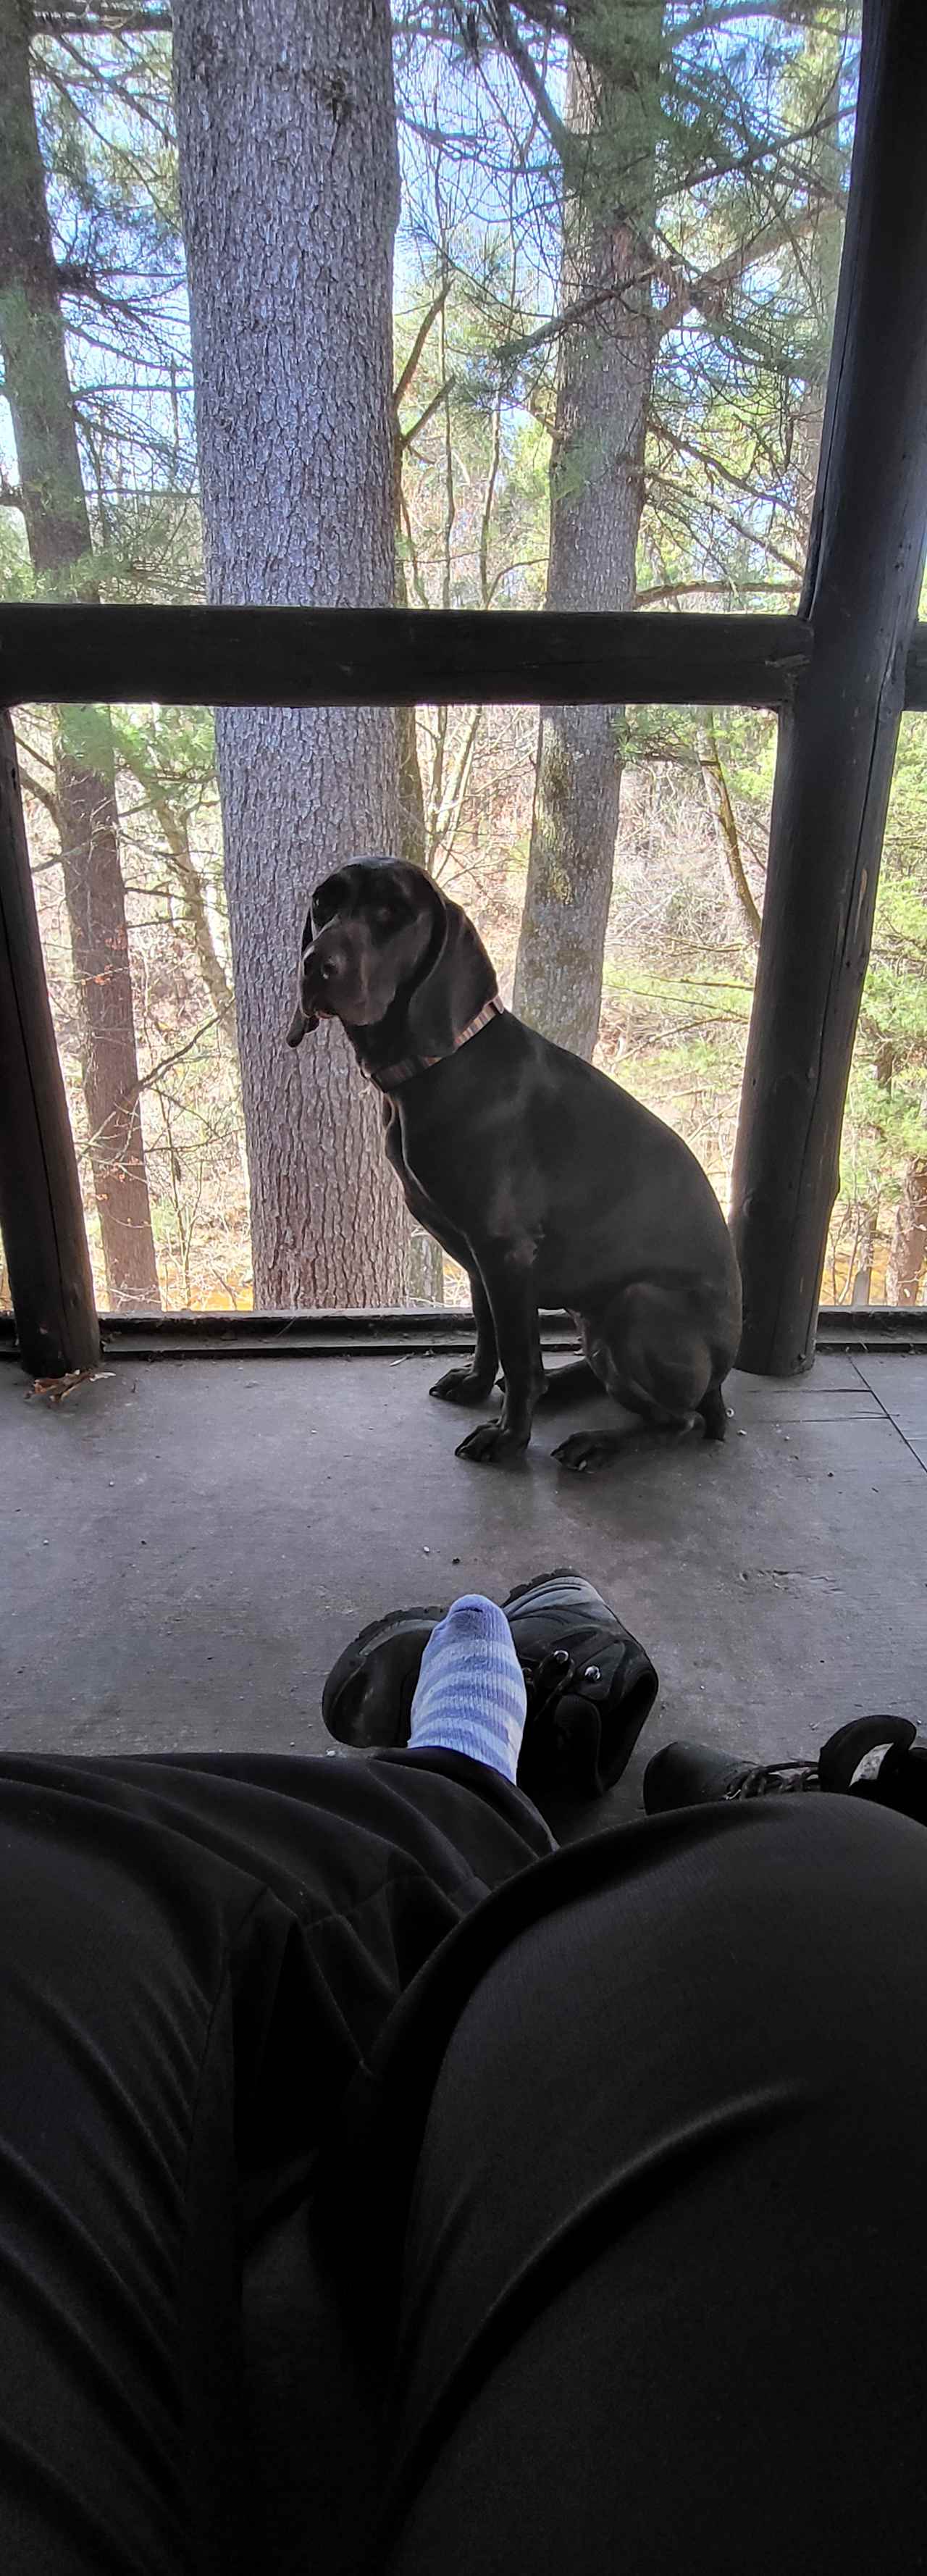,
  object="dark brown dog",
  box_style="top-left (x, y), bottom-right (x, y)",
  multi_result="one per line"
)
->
top-left (288, 856), bottom-right (742, 1469)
